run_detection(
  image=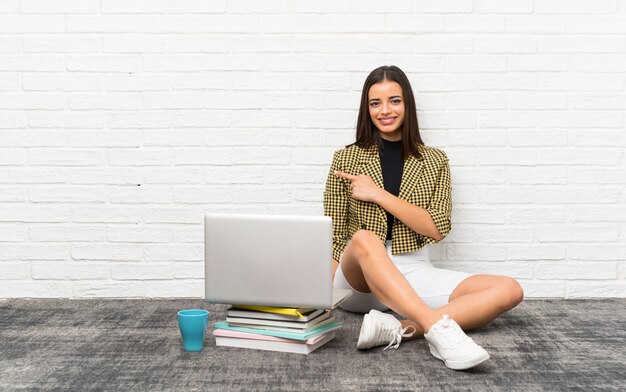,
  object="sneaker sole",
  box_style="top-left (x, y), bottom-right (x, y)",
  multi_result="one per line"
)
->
top-left (428, 344), bottom-right (490, 370)
top-left (356, 314), bottom-right (374, 350)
